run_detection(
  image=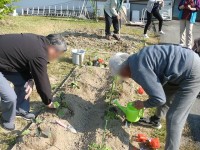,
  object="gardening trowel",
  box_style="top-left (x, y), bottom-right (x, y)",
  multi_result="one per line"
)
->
top-left (56, 120), bottom-right (77, 134)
